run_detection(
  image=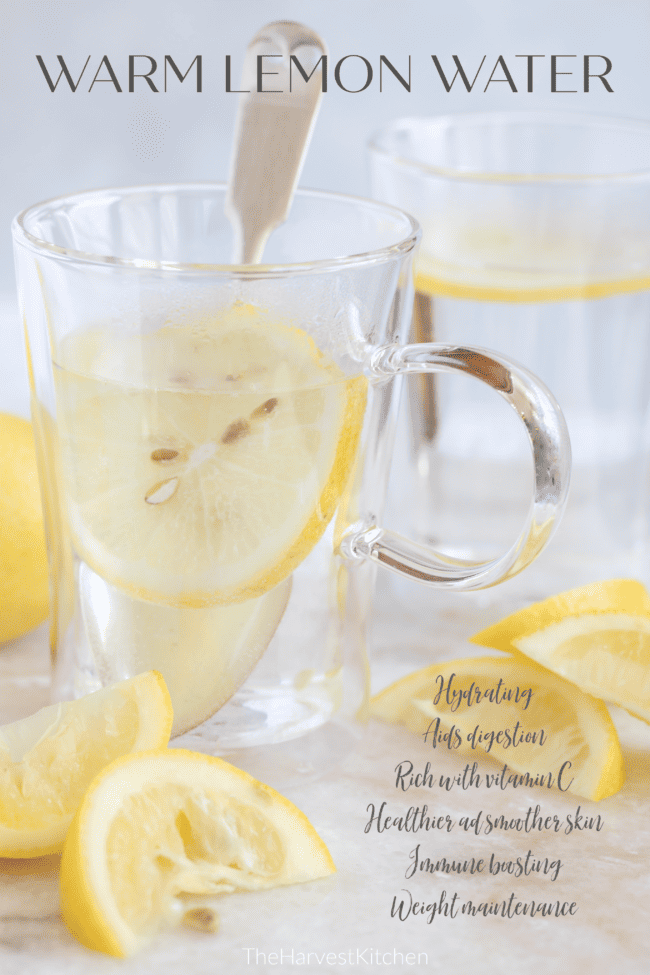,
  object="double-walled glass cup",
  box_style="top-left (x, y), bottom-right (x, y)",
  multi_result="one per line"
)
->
top-left (13, 184), bottom-right (569, 784)
top-left (370, 112), bottom-right (650, 601)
